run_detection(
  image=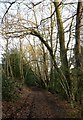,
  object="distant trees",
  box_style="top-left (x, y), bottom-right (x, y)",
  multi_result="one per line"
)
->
top-left (2, 47), bottom-right (39, 101)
